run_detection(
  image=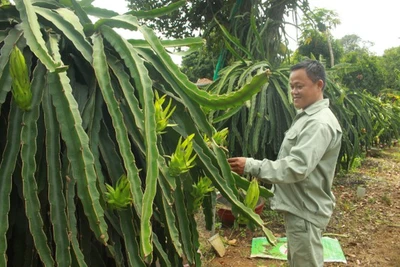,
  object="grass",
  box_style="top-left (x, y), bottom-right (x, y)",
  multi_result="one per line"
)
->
top-left (390, 148), bottom-right (400, 162)
top-left (350, 156), bottom-right (364, 170)
top-left (367, 196), bottom-right (377, 204)
top-left (257, 262), bottom-right (288, 267)
top-left (261, 209), bottom-right (280, 220)
top-left (381, 192), bottom-right (392, 206)
top-left (337, 198), bottom-right (355, 212)
top-left (364, 208), bottom-right (377, 222)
